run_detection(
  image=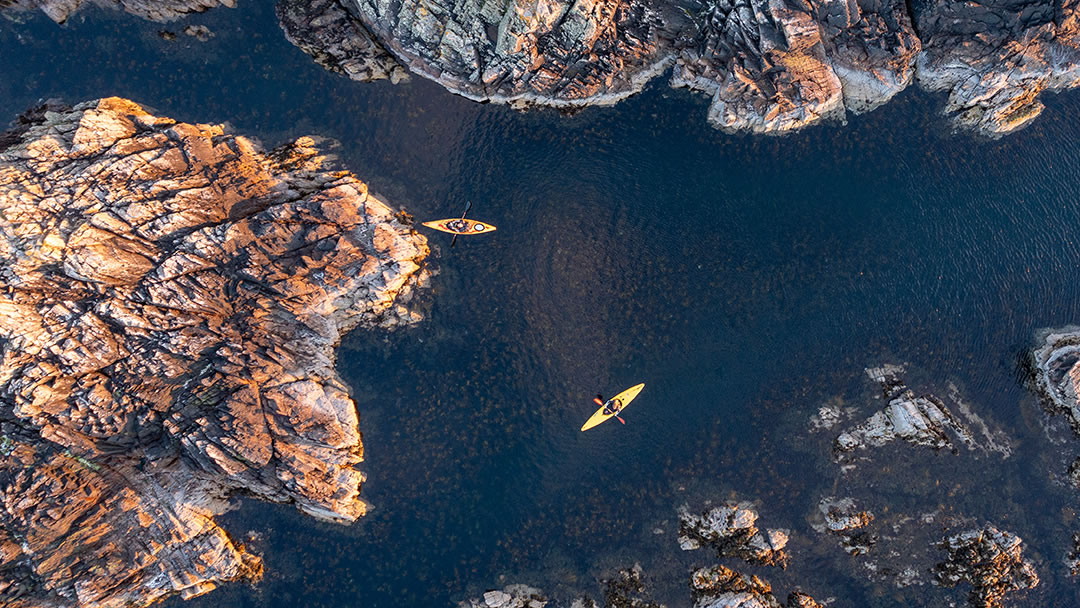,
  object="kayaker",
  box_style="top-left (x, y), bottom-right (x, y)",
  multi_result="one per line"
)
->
top-left (445, 218), bottom-right (470, 233)
top-left (602, 398), bottom-right (622, 416)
